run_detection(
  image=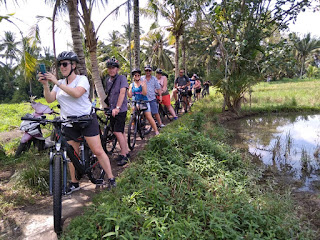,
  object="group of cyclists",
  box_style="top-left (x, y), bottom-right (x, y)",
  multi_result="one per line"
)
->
top-left (38, 51), bottom-right (210, 194)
